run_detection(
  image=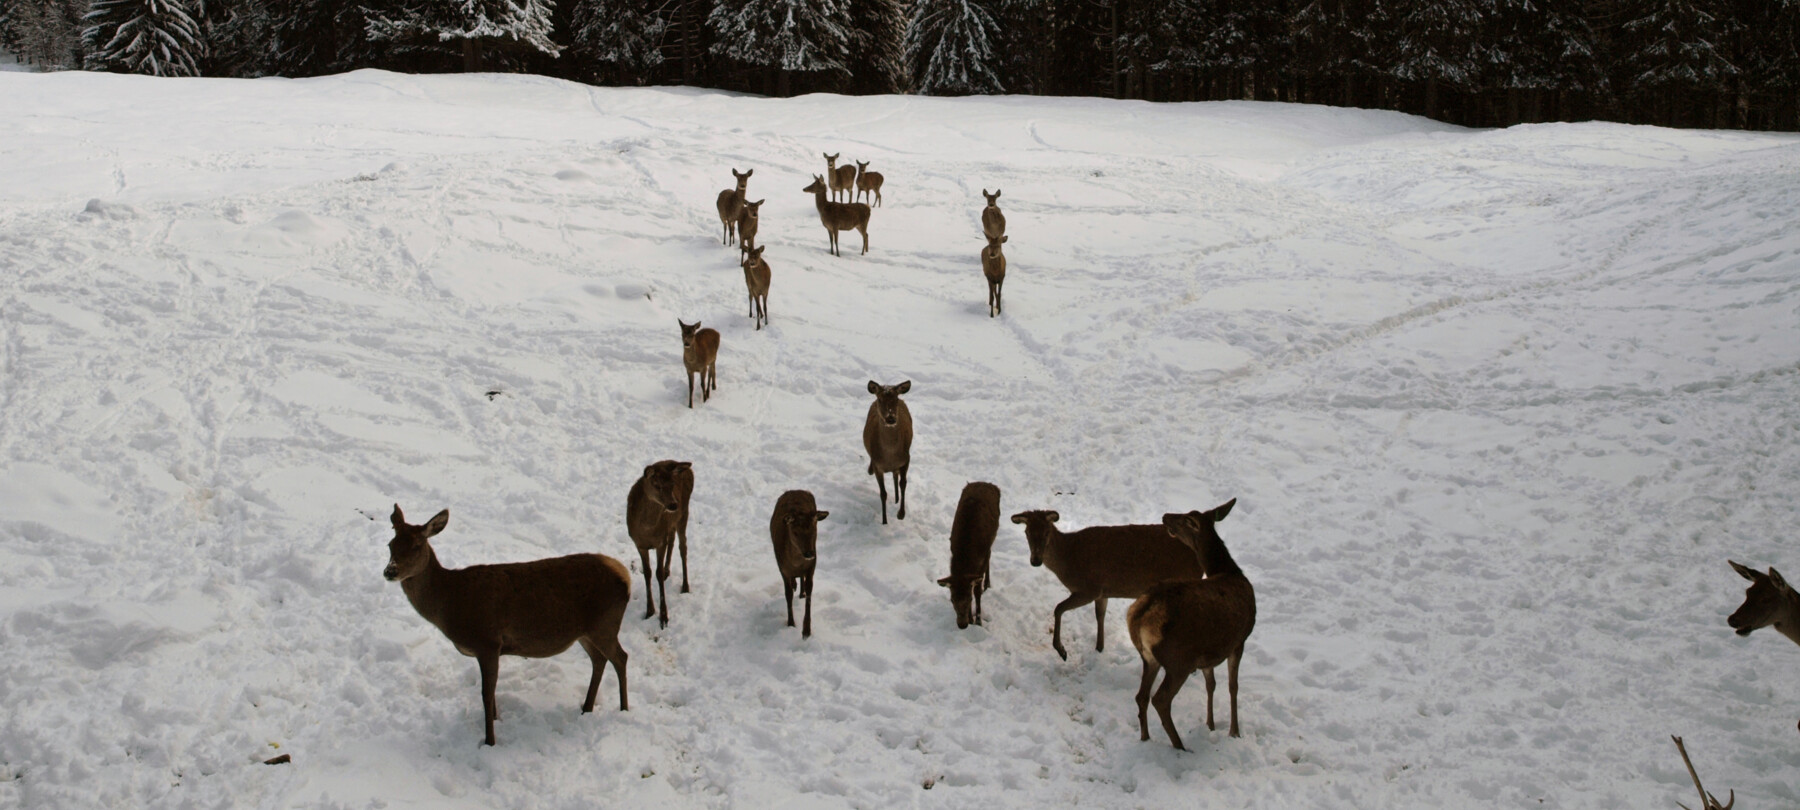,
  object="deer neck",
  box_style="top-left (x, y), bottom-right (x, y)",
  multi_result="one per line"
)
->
top-left (1776, 587), bottom-right (1800, 647)
top-left (399, 549), bottom-right (451, 626)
